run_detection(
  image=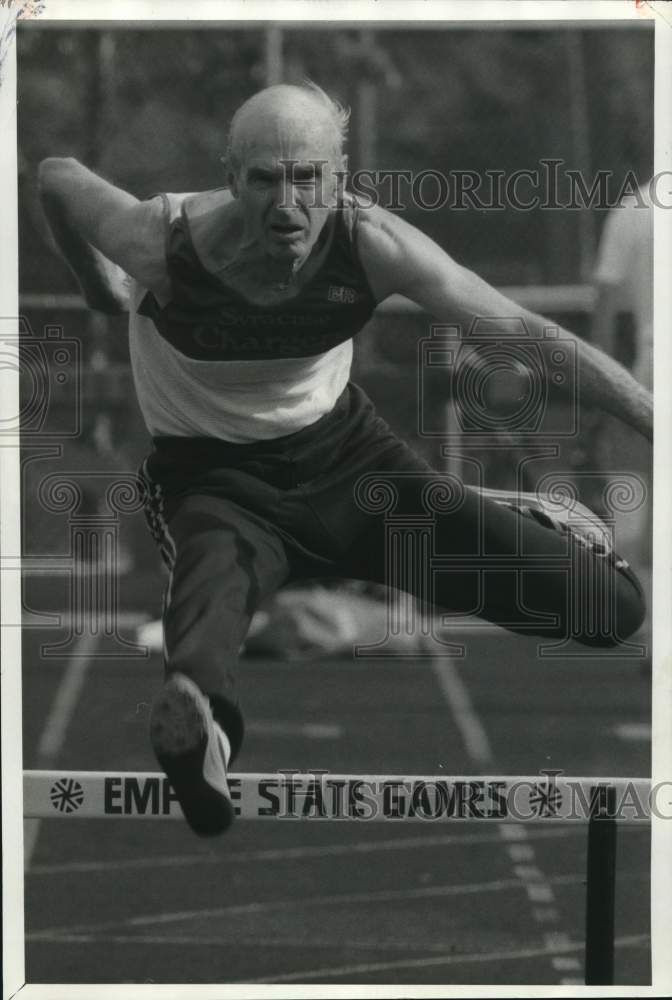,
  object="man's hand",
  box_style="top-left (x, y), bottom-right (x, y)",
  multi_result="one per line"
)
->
top-left (357, 204), bottom-right (653, 442)
top-left (38, 158), bottom-right (169, 309)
